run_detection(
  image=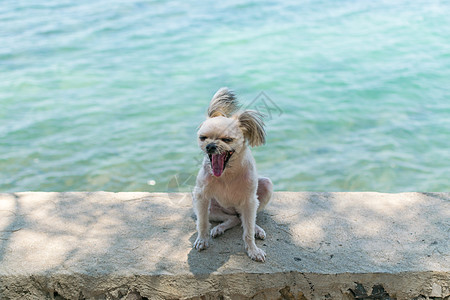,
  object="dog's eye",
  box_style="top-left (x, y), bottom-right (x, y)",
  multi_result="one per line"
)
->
top-left (221, 138), bottom-right (233, 143)
top-left (199, 136), bottom-right (207, 141)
